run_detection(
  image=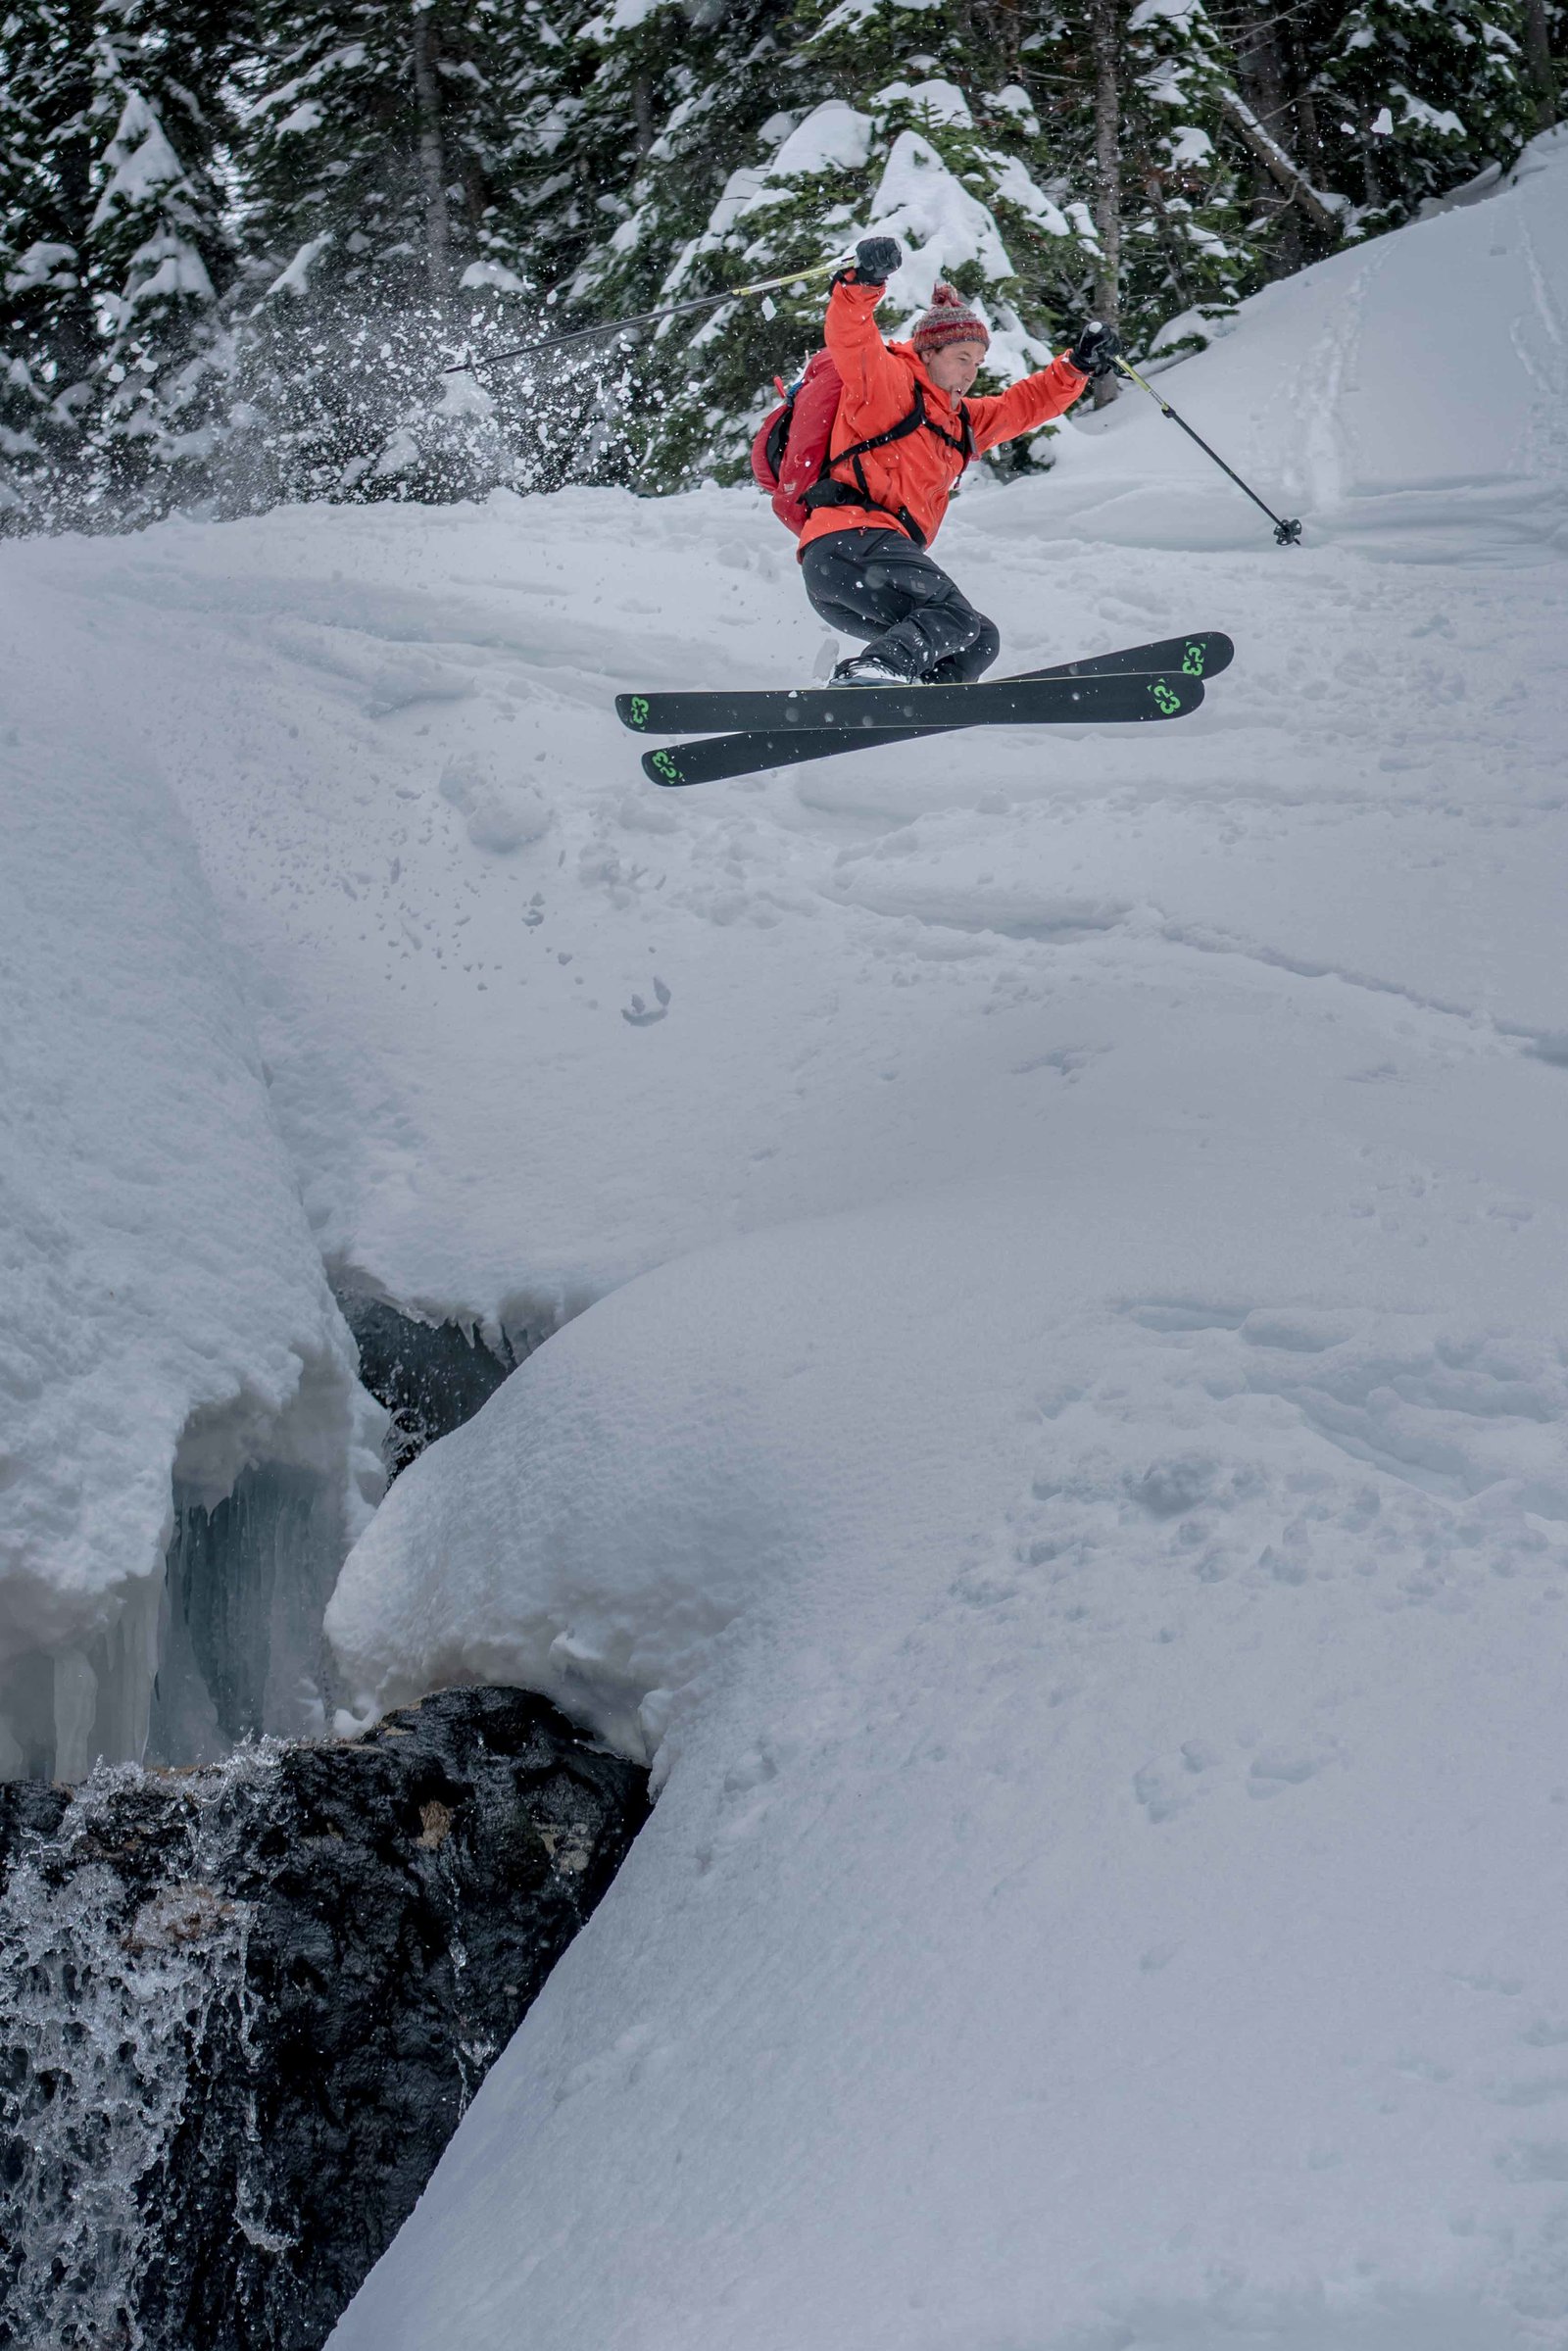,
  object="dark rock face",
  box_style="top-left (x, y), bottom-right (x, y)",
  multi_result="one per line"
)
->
top-left (338, 1297), bottom-right (517, 1480)
top-left (0, 1688), bottom-right (649, 2351)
